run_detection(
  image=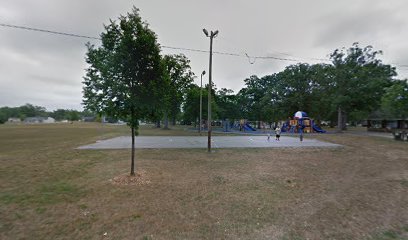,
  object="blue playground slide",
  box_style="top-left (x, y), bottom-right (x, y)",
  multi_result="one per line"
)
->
top-left (312, 124), bottom-right (326, 133)
top-left (243, 123), bottom-right (256, 131)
